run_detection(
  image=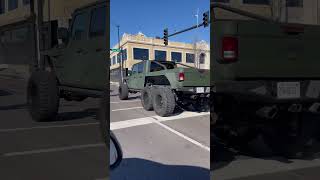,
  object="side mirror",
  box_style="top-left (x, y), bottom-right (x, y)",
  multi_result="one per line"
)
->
top-left (110, 131), bottom-right (123, 169)
top-left (58, 27), bottom-right (69, 43)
